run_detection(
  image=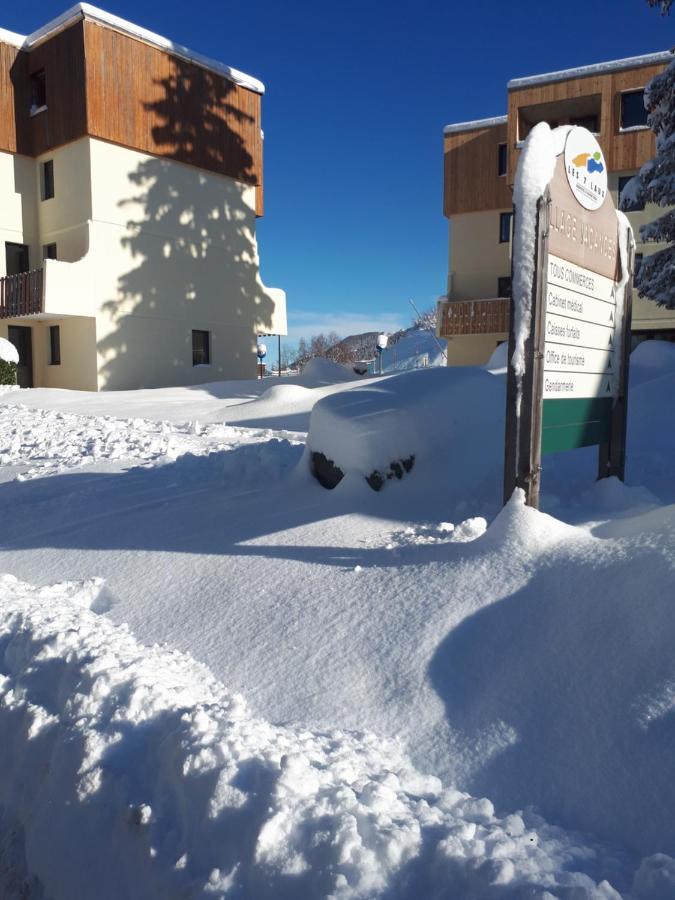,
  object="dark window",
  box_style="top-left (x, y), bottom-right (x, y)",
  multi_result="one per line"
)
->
top-left (618, 174), bottom-right (644, 211)
top-left (570, 114), bottom-right (599, 132)
top-left (5, 242), bottom-right (29, 275)
top-left (634, 253), bottom-right (643, 277)
top-left (49, 325), bottom-right (60, 365)
top-left (498, 143), bottom-right (507, 176)
top-left (30, 69), bottom-right (46, 112)
top-left (192, 330), bottom-right (210, 366)
top-left (497, 276), bottom-right (512, 298)
top-left (41, 161), bottom-right (54, 201)
top-left (621, 90), bottom-right (648, 129)
top-left (499, 211), bottom-right (512, 244)
top-left (42, 243), bottom-right (57, 260)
